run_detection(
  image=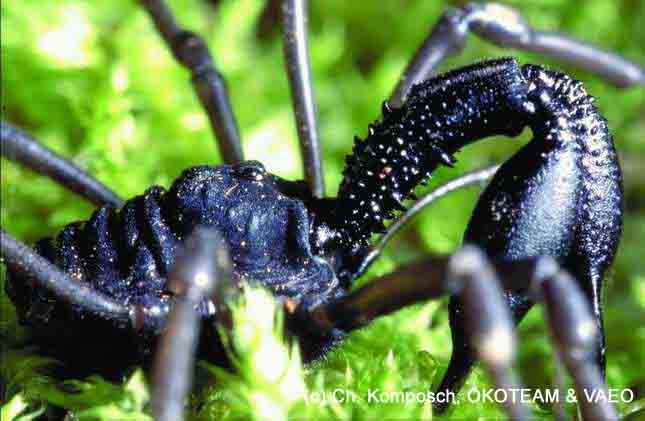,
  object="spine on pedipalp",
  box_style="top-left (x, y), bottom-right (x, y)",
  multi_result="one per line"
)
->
top-left (336, 58), bottom-right (529, 245)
